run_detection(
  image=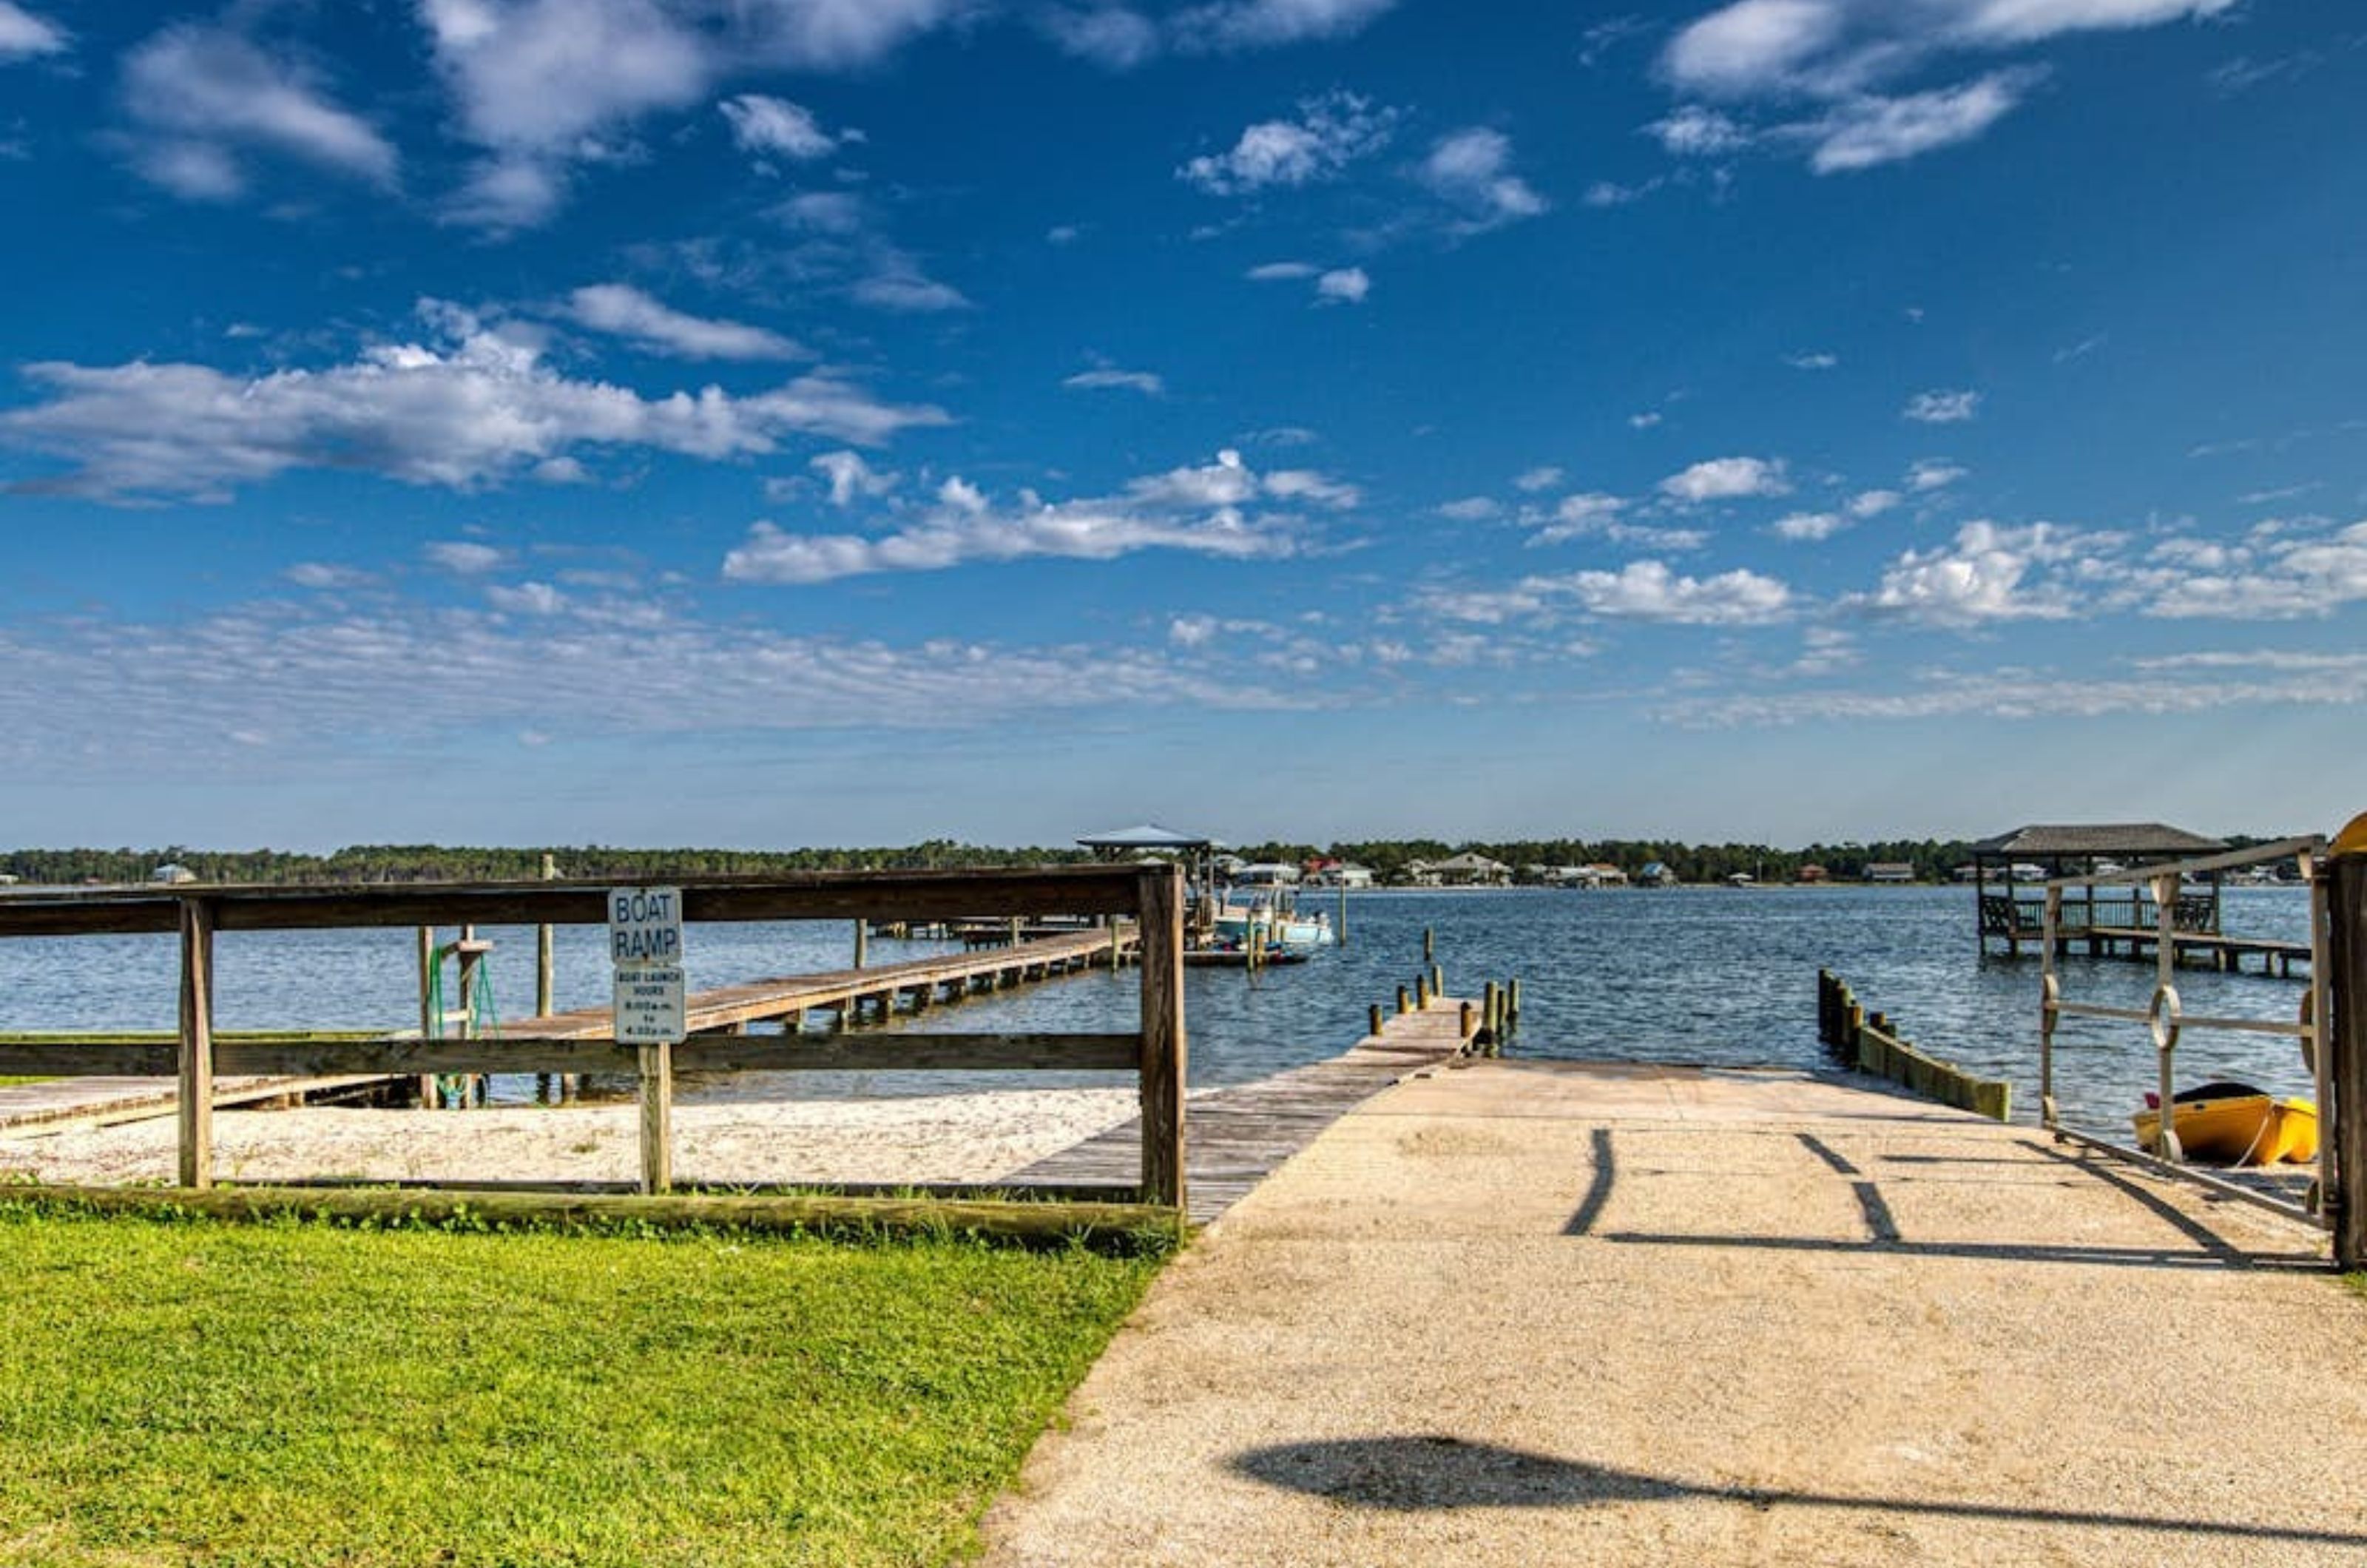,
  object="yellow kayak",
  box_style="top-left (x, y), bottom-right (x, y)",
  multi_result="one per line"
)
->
top-left (2132, 1084), bottom-right (2317, 1166)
